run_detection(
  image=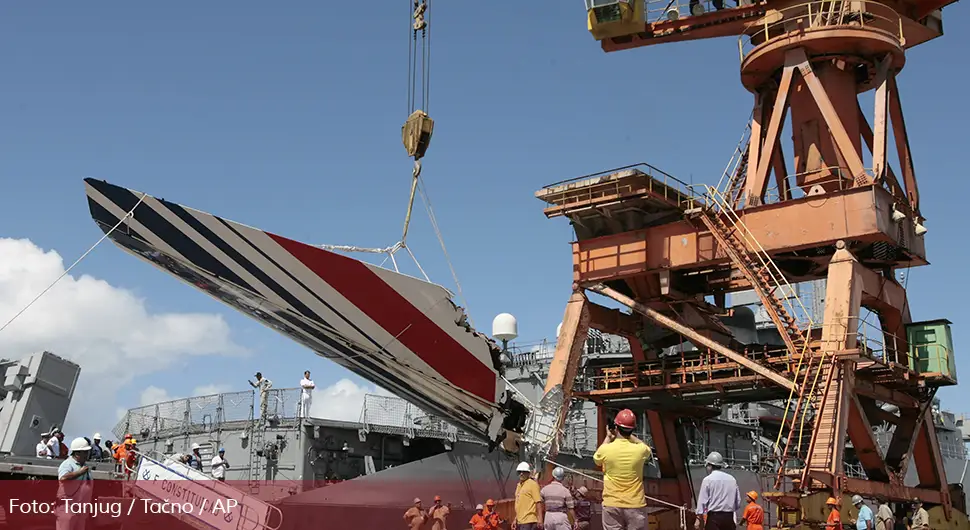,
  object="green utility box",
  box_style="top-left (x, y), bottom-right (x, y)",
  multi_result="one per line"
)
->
top-left (906, 319), bottom-right (957, 385)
